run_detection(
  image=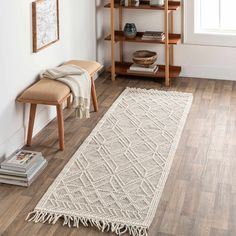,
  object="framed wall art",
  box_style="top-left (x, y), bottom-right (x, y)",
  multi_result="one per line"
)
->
top-left (32, 0), bottom-right (59, 53)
